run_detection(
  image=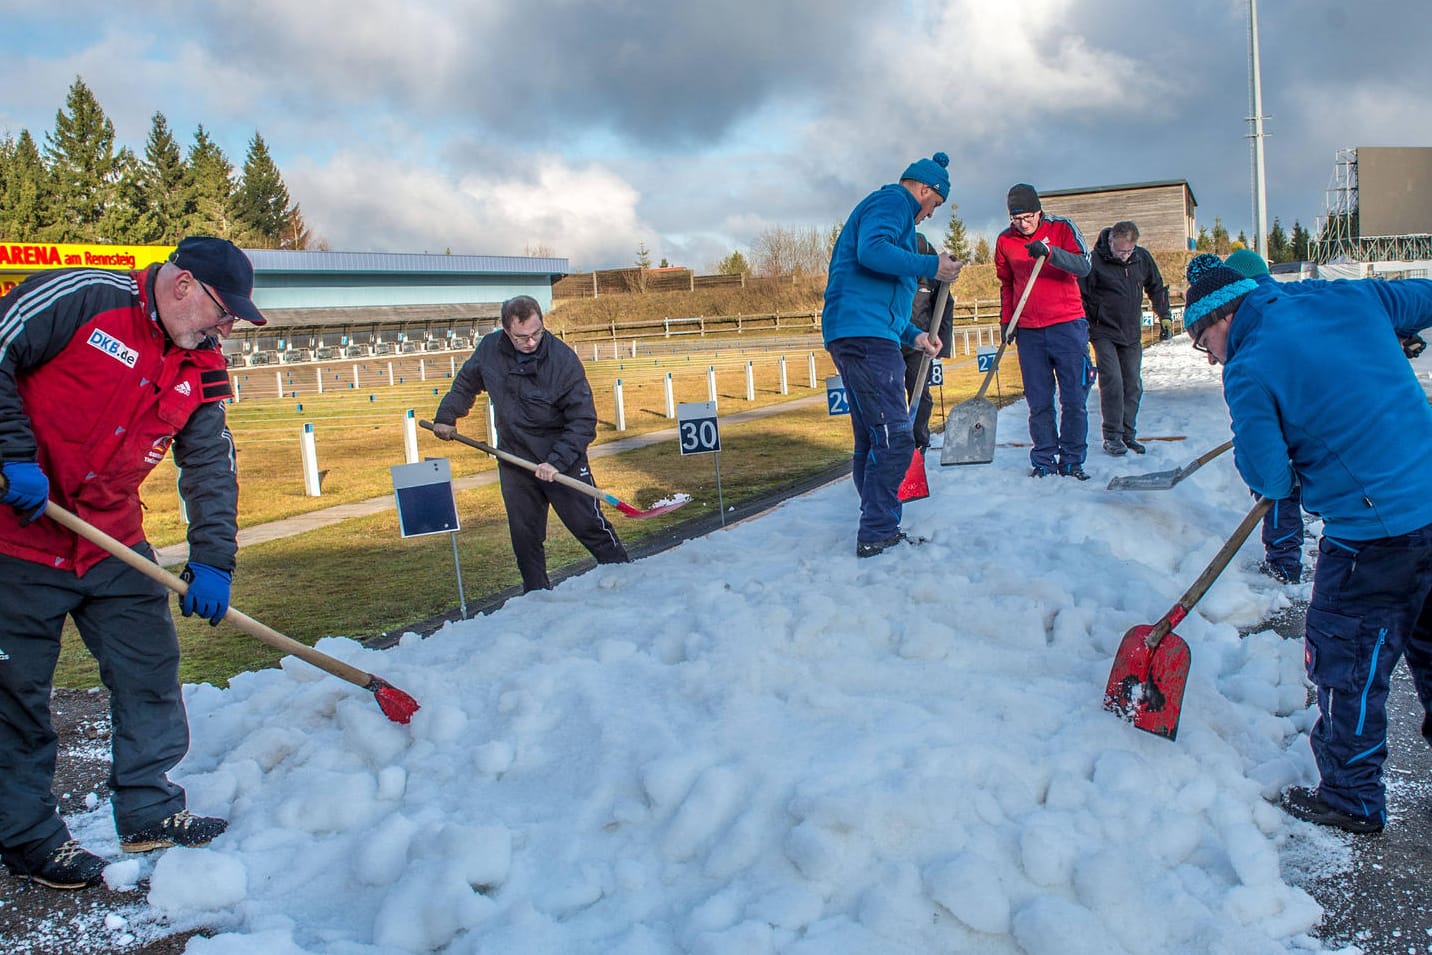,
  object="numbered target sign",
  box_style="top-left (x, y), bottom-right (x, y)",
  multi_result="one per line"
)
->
top-left (826, 375), bottom-right (850, 416)
top-left (677, 401), bottom-right (721, 455)
top-left (977, 345), bottom-right (997, 374)
top-left (929, 358), bottom-right (944, 386)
